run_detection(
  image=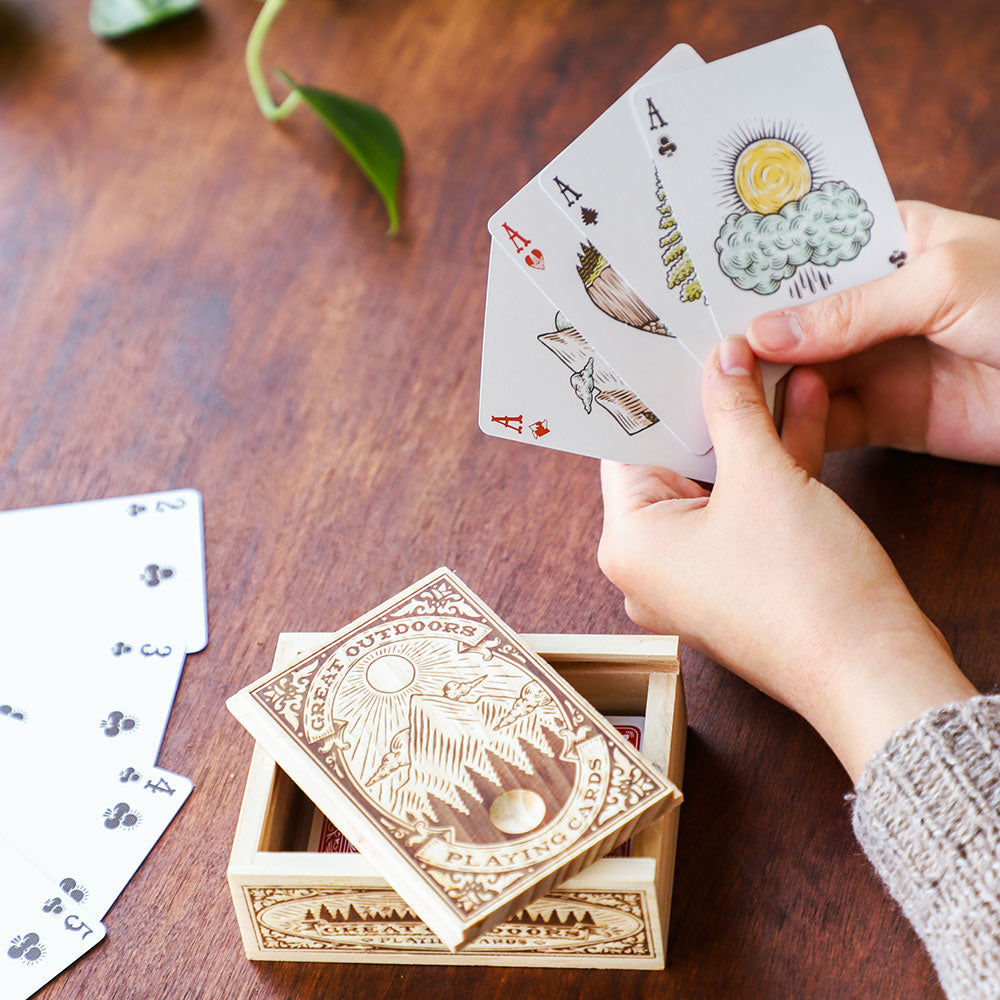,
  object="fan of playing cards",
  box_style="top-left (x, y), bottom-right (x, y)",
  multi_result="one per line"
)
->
top-left (0, 490), bottom-right (207, 999)
top-left (480, 26), bottom-right (907, 482)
